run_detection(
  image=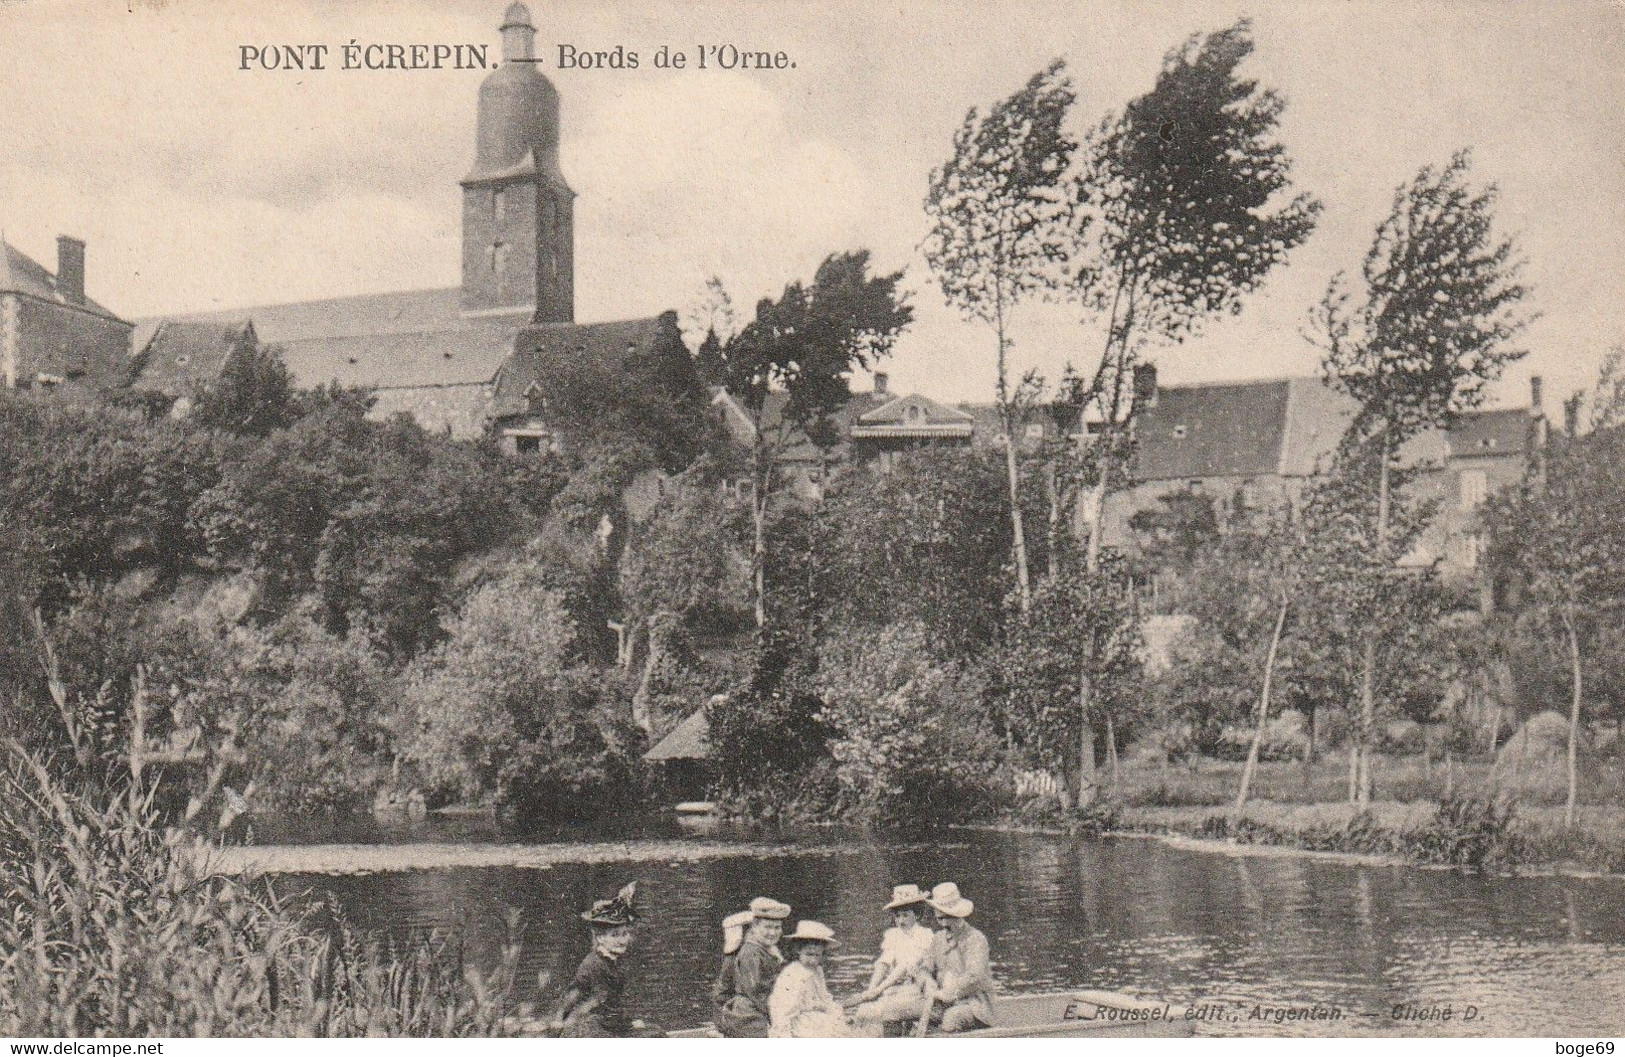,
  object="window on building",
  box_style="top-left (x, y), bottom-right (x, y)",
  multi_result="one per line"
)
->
top-left (514, 435), bottom-right (541, 455)
top-left (1460, 468), bottom-right (1488, 510)
top-left (1024, 422), bottom-right (1044, 441)
top-left (493, 188), bottom-right (506, 220)
top-left (489, 241), bottom-right (508, 274)
top-left (1171, 424), bottom-right (1188, 439)
top-left (1459, 533), bottom-right (1483, 569)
